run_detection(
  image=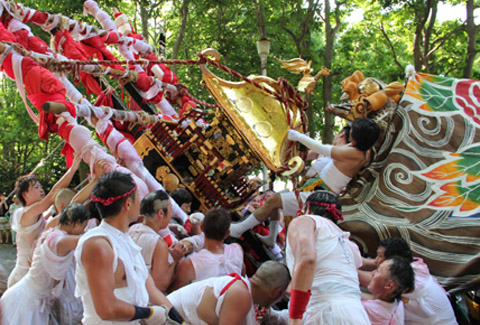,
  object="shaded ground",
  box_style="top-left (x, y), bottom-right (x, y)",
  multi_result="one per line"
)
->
top-left (0, 243), bottom-right (16, 275)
